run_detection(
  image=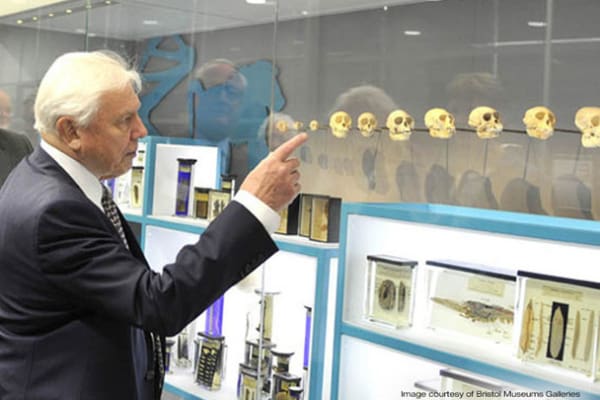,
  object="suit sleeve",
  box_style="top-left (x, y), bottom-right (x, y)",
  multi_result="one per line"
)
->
top-left (37, 199), bottom-right (278, 336)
